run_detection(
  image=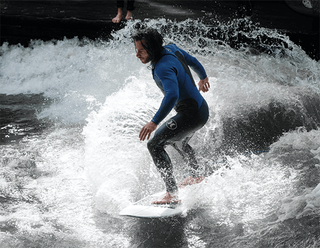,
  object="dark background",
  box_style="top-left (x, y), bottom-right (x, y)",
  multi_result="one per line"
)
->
top-left (1, 0), bottom-right (319, 60)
